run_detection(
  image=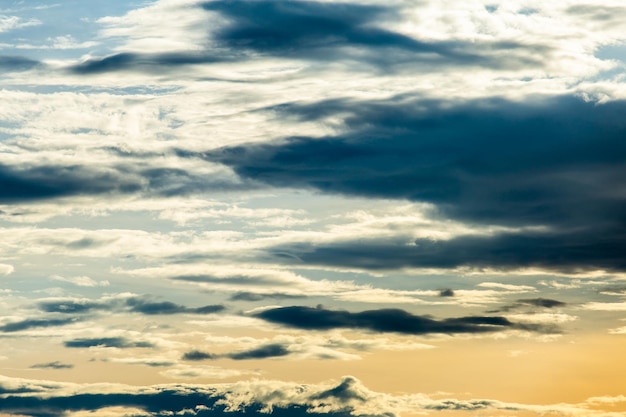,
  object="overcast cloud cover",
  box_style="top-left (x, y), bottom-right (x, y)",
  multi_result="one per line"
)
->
top-left (1, 0), bottom-right (626, 416)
